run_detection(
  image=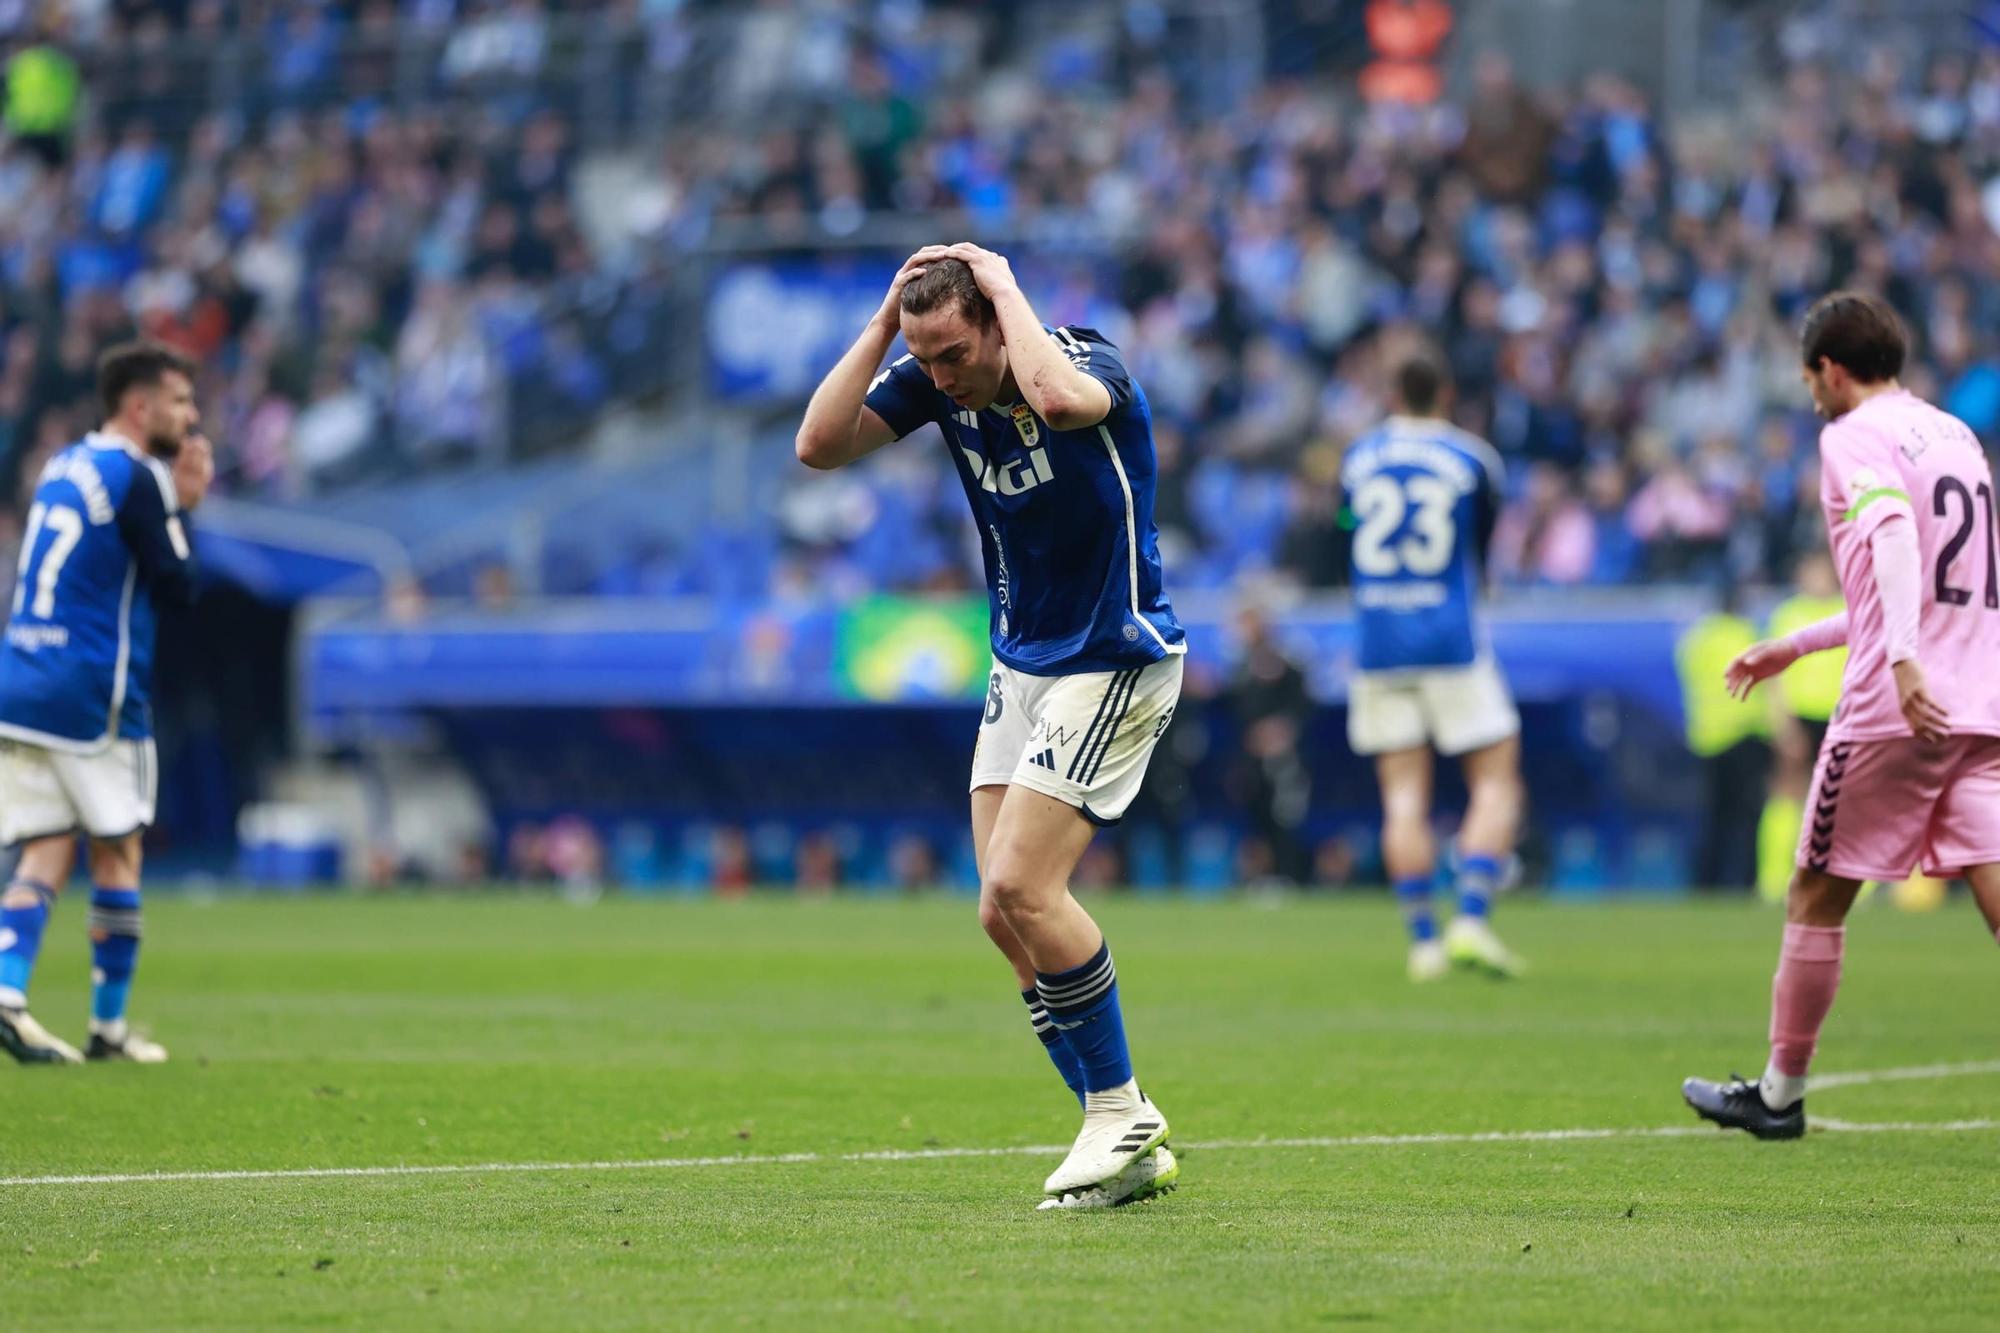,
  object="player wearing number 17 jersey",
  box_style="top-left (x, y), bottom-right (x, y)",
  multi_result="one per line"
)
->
top-left (1685, 292), bottom-right (2000, 1139)
top-left (1341, 344), bottom-right (1524, 982)
top-left (0, 342), bottom-right (212, 1066)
